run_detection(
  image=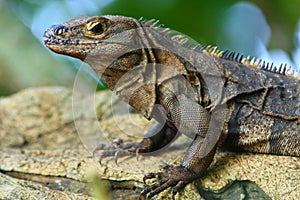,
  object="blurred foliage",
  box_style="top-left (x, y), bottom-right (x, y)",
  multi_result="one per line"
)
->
top-left (251, 0), bottom-right (300, 51)
top-left (104, 0), bottom-right (300, 54)
top-left (103, 0), bottom-right (239, 45)
top-left (0, 2), bottom-right (78, 96)
top-left (0, 0), bottom-right (299, 96)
